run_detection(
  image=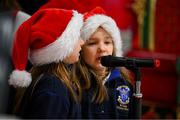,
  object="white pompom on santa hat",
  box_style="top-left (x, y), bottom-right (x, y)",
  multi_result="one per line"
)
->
top-left (81, 7), bottom-right (123, 57)
top-left (9, 8), bottom-right (83, 88)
